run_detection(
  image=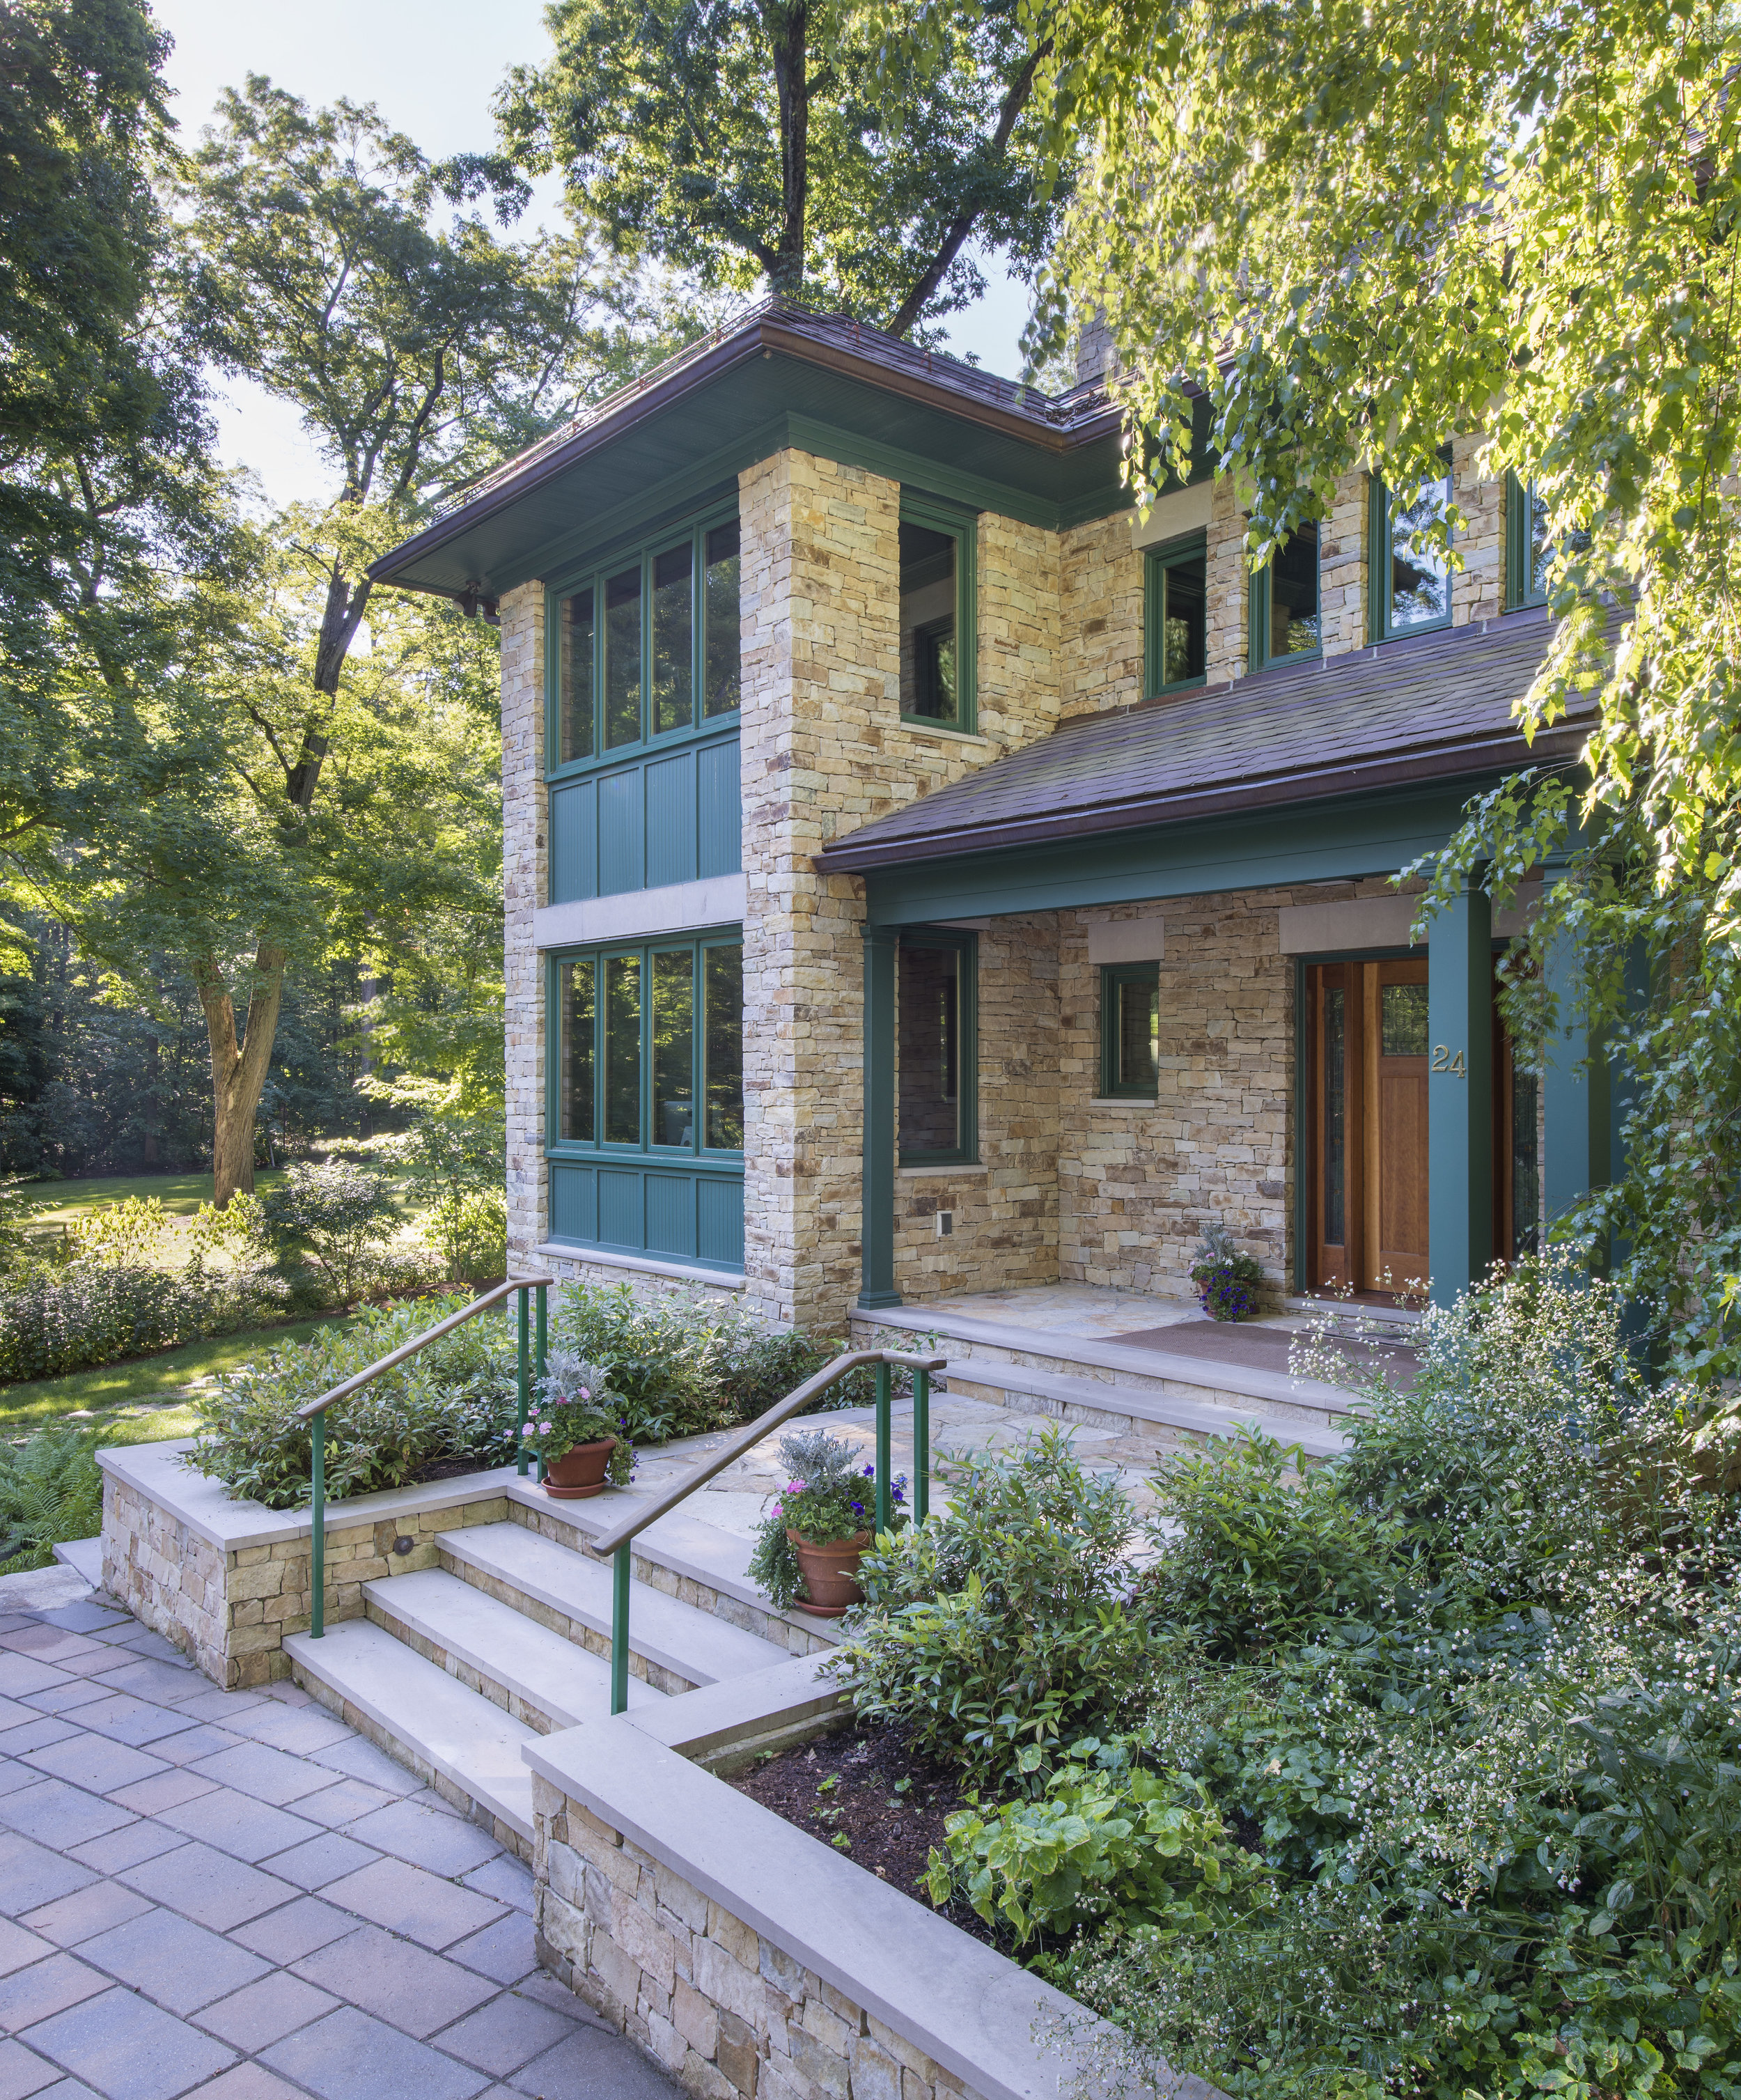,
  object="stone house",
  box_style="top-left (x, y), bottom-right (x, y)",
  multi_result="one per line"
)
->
top-left (373, 300), bottom-right (1612, 1335)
